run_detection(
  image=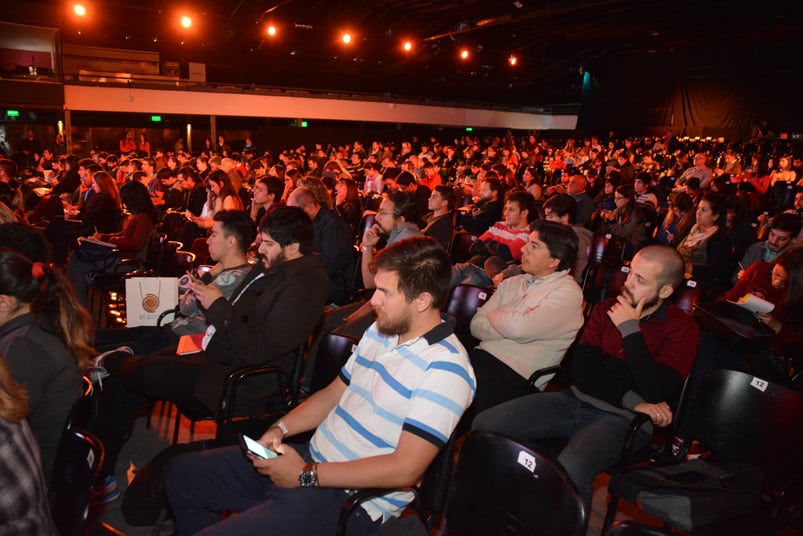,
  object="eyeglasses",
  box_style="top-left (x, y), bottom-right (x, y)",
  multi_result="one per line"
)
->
top-left (377, 210), bottom-right (395, 217)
